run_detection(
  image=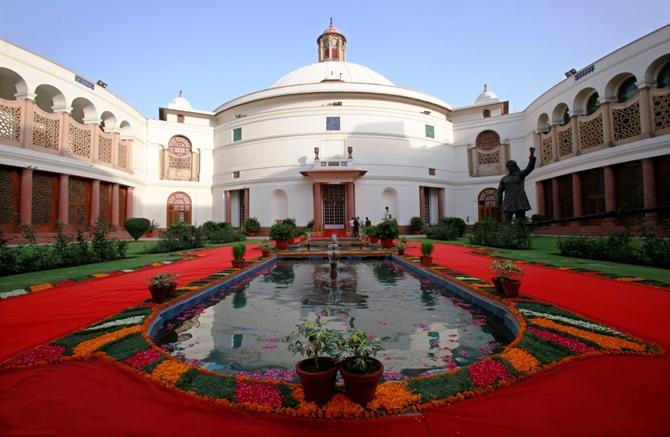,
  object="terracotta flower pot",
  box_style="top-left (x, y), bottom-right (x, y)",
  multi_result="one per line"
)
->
top-left (369, 237), bottom-right (379, 244)
top-left (397, 248), bottom-right (405, 255)
top-left (295, 357), bottom-right (339, 406)
top-left (231, 259), bottom-right (245, 268)
top-left (380, 238), bottom-right (394, 249)
top-left (148, 284), bottom-right (175, 302)
top-left (340, 358), bottom-right (384, 405)
top-left (261, 249), bottom-right (271, 257)
top-left (491, 277), bottom-right (504, 293)
top-left (501, 279), bottom-right (521, 297)
top-left (247, 231), bottom-right (257, 237)
top-left (421, 255), bottom-right (432, 266)
top-left (275, 240), bottom-right (289, 250)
